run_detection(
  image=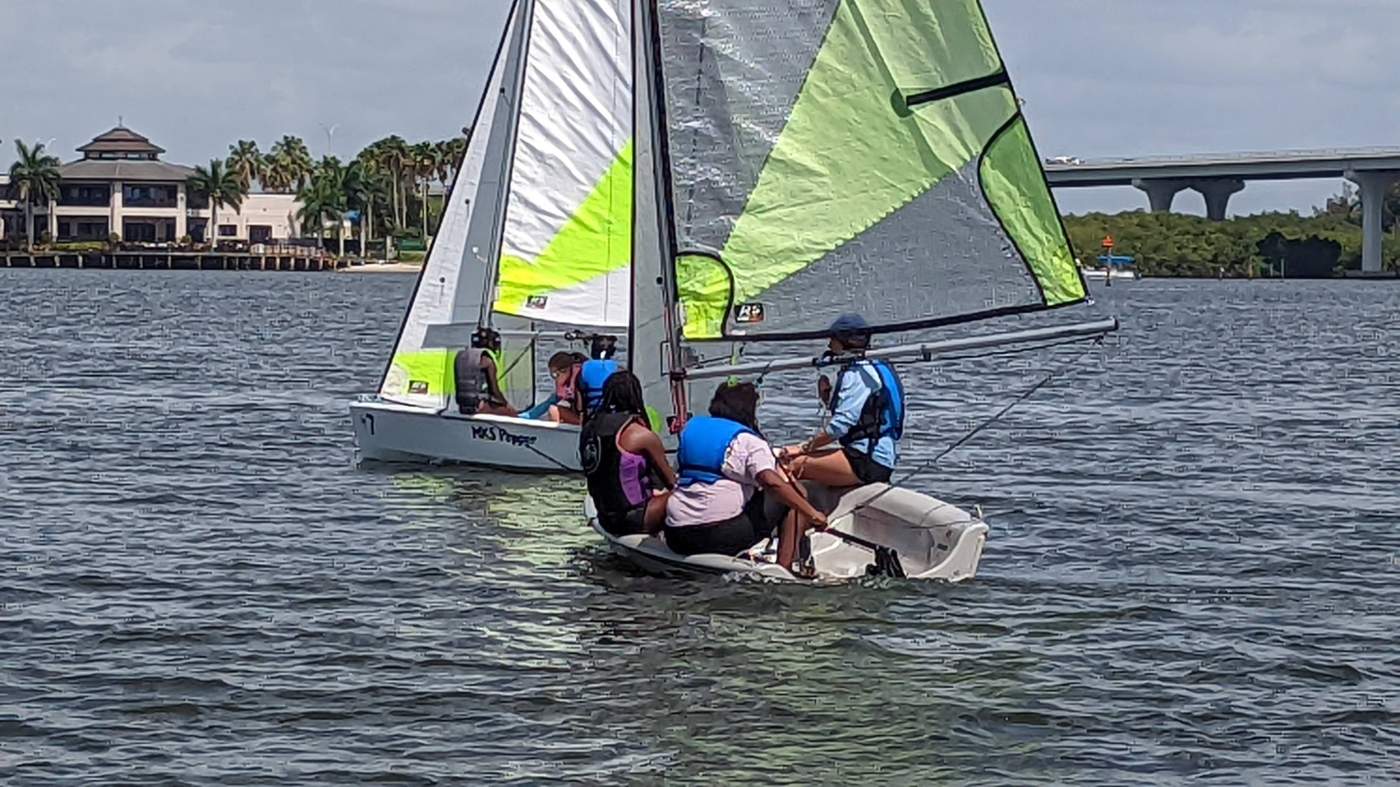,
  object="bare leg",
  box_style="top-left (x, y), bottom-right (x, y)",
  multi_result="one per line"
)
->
top-left (791, 450), bottom-right (862, 488)
top-left (775, 509), bottom-right (803, 570)
top-left (642, 492), bottom-right (669, 536)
